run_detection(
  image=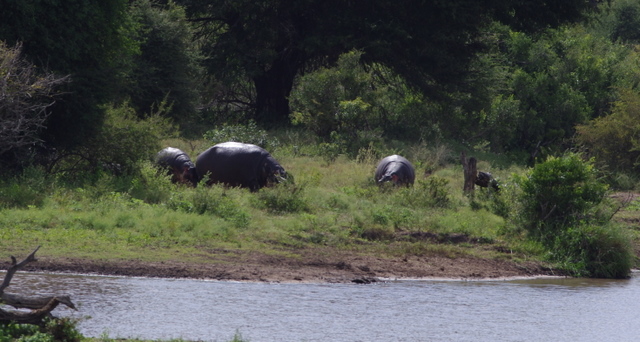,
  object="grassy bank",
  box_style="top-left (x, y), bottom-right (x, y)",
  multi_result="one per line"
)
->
top-left (0, 138), bottom-right (638, 279)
